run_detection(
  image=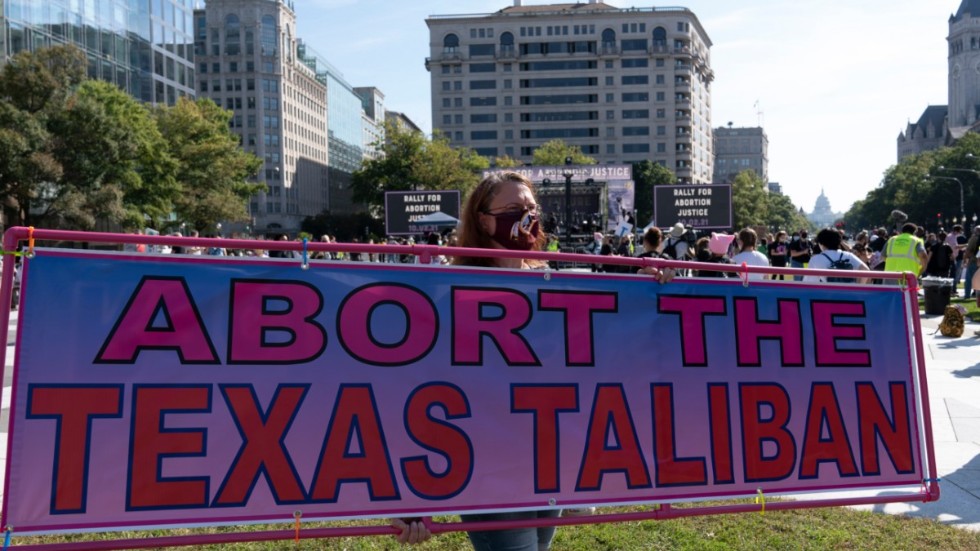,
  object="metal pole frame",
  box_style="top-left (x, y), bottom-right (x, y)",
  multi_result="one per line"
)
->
top-left (0, 227), bottom-right (939, 550)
